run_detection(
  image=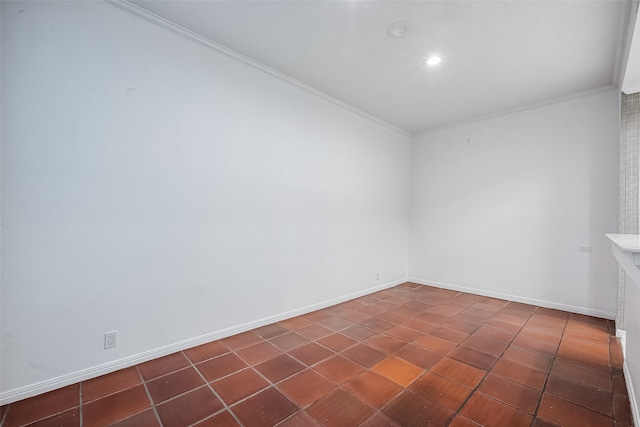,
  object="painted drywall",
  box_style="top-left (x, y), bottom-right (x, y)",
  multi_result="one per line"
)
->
top-left (0, 0), bottom-right (410, 401)
top-left (623, 274), bottom-right (640, 424)
top-left (409, 89), bottom-right (619, 317)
